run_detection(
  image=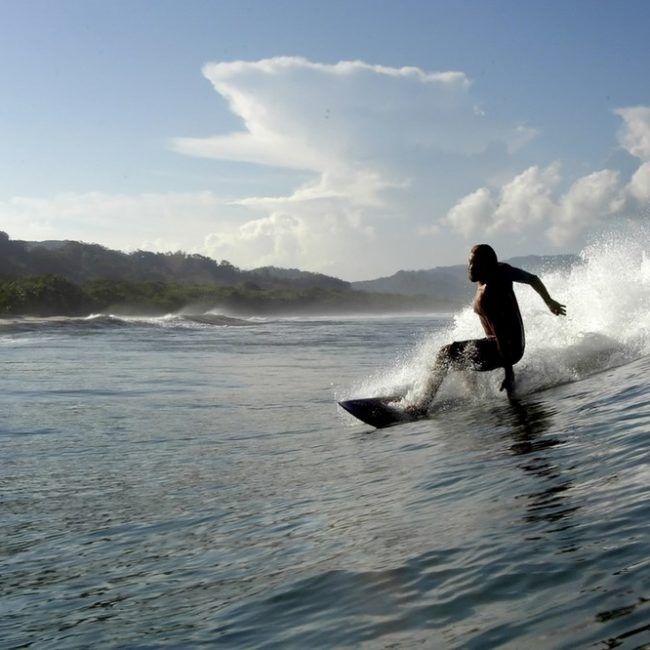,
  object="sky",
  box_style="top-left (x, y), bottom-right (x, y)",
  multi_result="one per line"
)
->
top-left (1, 0), bottom-right (650, 280)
